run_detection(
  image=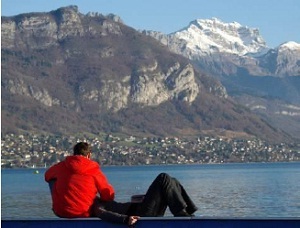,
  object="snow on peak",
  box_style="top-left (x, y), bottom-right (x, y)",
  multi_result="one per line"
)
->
top-left (195, 17), bottom-right (242, 30)
top-left (172, 18), bottom-right (268, 56)
top-left (277, 41), bottom-right (300, 51)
